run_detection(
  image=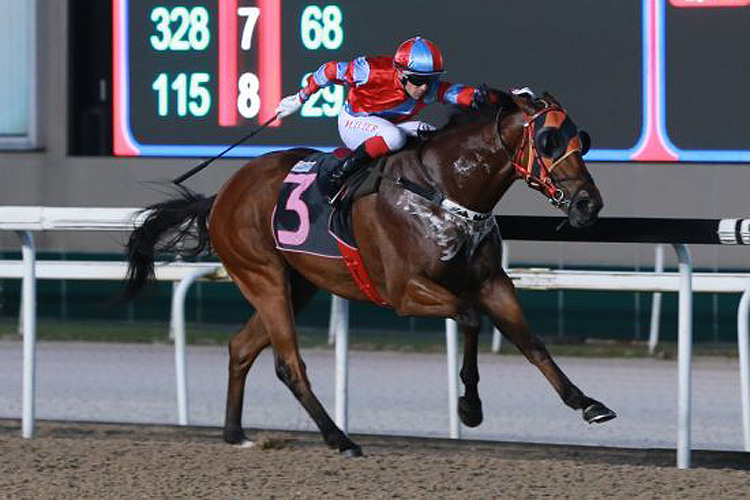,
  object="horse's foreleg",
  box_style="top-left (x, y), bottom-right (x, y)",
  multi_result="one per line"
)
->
top-left (224, 314), bottom-right (269, 446)
top-left (458, 314), bottom-right (483, 427)
top-left (479, 272), bottom-right (616, 424)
